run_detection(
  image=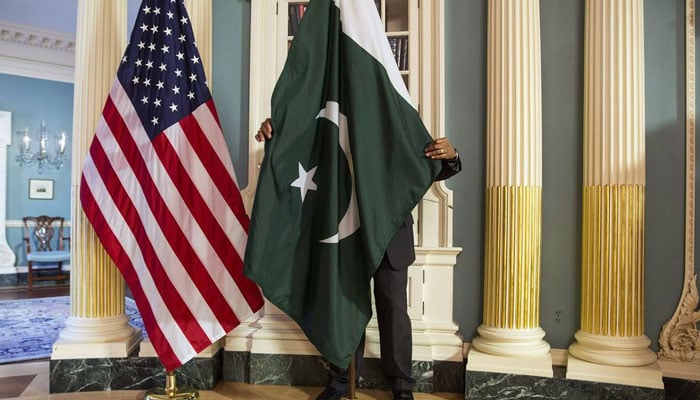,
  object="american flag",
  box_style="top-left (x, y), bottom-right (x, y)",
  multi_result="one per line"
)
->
top-left (80, 0), bottom-right (264, 371)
